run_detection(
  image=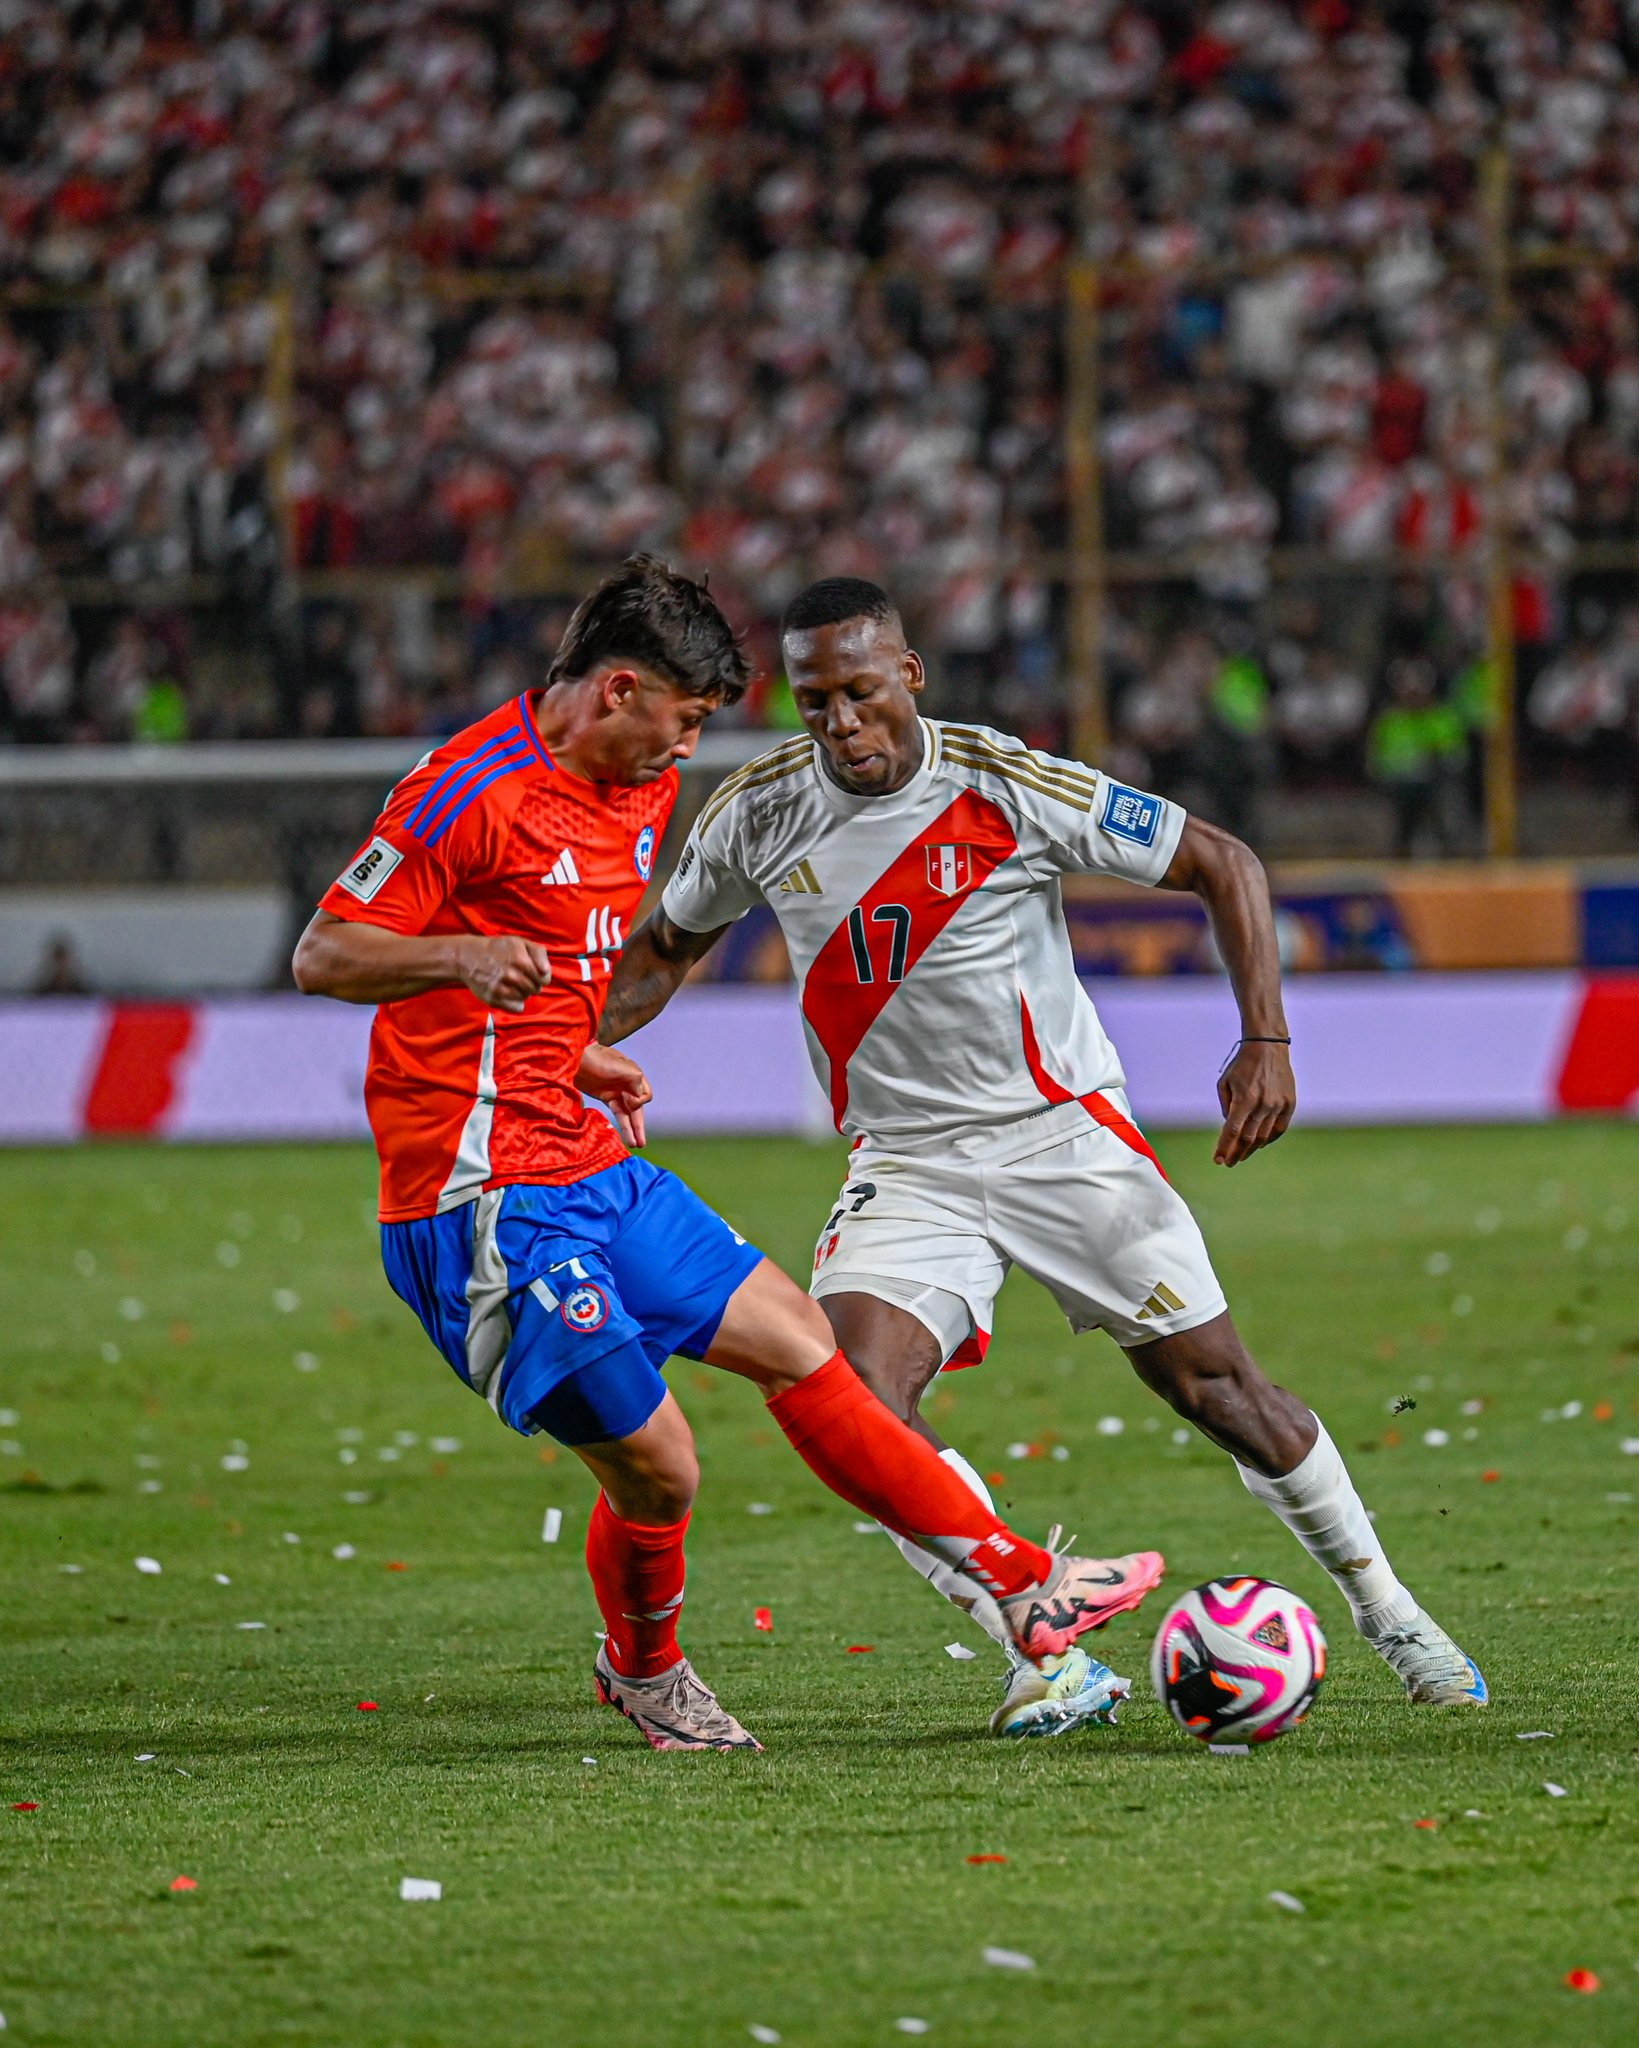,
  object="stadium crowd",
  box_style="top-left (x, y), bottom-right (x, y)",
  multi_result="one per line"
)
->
top-left (0, 0), bottom-right (1637, 837)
